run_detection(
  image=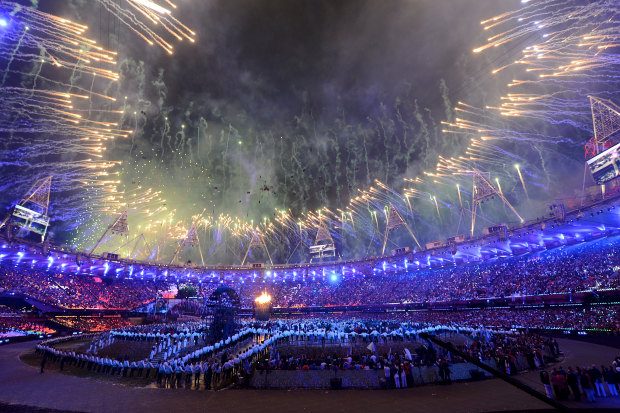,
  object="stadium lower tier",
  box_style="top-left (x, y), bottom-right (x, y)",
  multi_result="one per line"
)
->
top-left (267, 305), bottom-right (620, 332)
top-left (0, 305), bottom-right (618, 337)
top-left (1, 235), bottom-right (619, 311)
top-left (0, 316), bottom-right (55, 338)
